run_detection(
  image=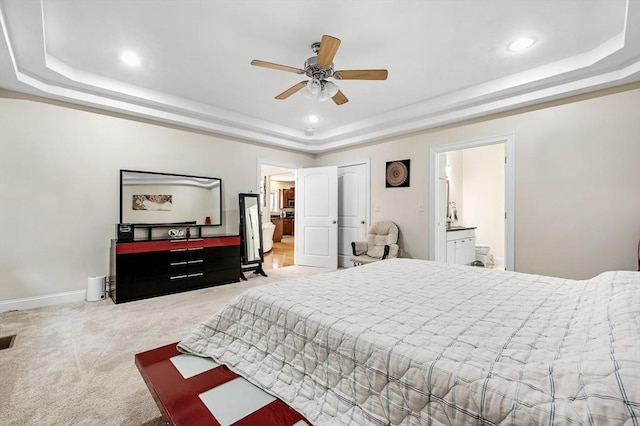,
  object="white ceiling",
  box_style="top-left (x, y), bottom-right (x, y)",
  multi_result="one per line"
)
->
top-left (1, 0), bottom-right (638, 153)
